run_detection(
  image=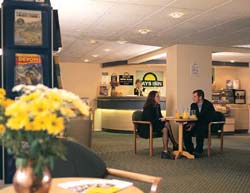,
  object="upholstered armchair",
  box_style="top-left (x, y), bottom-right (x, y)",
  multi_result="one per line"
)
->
top-left (52, 139), bottom-right (162, 193)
